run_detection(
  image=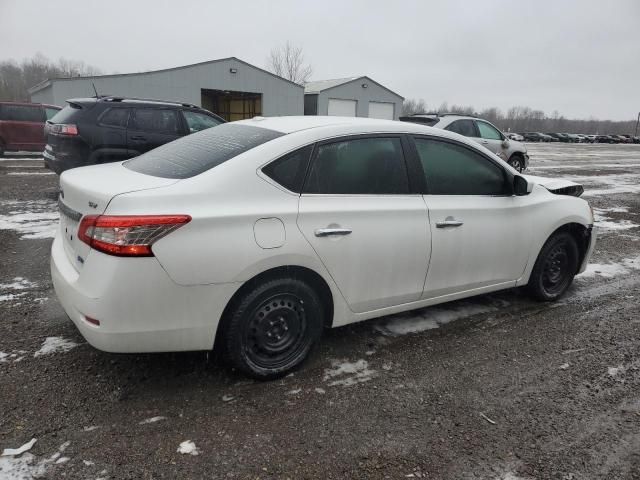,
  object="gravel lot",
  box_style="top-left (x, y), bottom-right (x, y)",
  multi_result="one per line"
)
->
top-left (1, 143), bottom-right (639, 480)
